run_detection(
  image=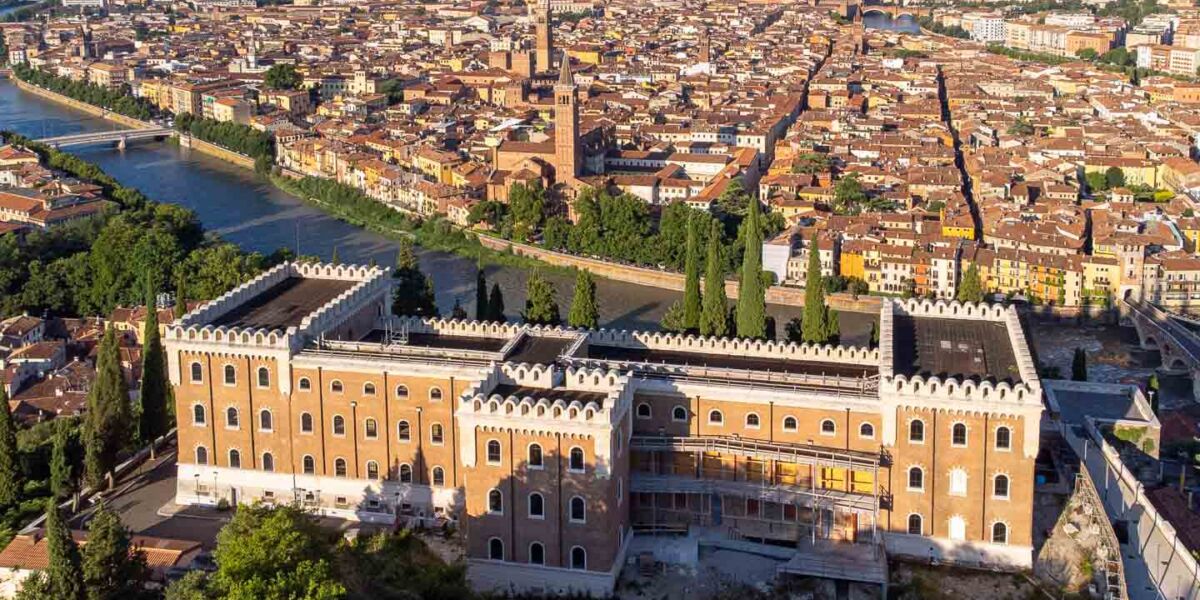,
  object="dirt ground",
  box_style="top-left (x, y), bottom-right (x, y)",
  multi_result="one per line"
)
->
top-left (889, 562), bottom-right (1044, 600)
top-left (1033, 490), bottom-right (1109, 598)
